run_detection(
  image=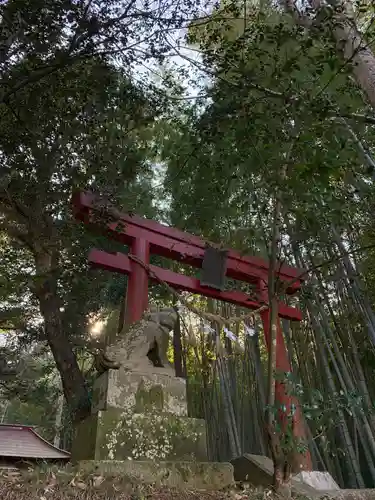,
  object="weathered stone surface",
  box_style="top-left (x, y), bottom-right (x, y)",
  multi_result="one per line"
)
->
top-left (72, 307), bottom-right (214, 473)
top-left (103, 307), bottom-right (178, 375)
top-left (231, 454), bottom-right (274, 486)
top-left (71, 408), bottom-right (207, 462)
top-left (91, 370), bottom-right (188, 416)
top-left (325, 491), bottom-right (375, 500)
top-left (230, 454), bottom-right (337, 497)
top-left (294, 471), bottom-right (340, 491)
top-left (71, 414), bottom-right (99, 462)
top-left (78, 460), bottom-right (234, 490)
